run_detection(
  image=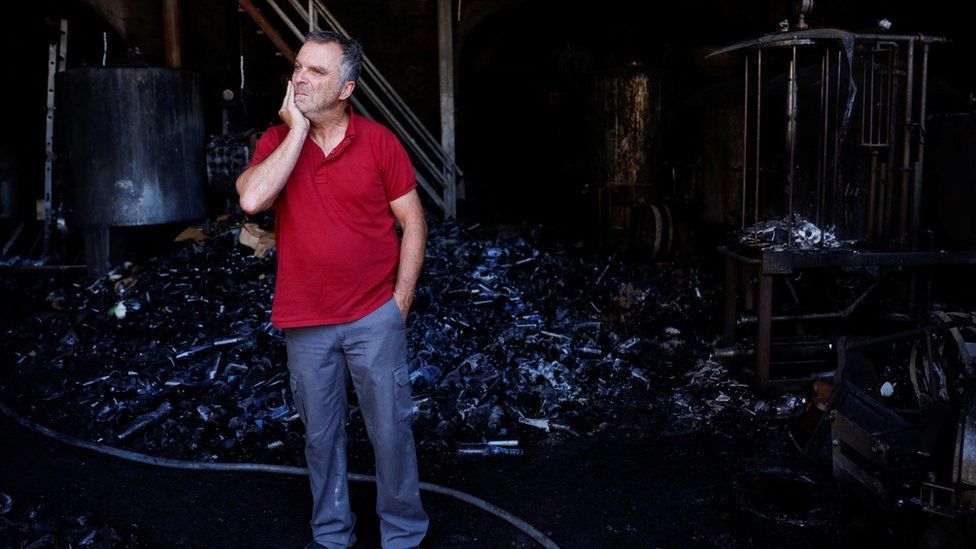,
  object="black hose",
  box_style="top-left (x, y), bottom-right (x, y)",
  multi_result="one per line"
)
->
top-left (0, 400), bottom-right (560, 549)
